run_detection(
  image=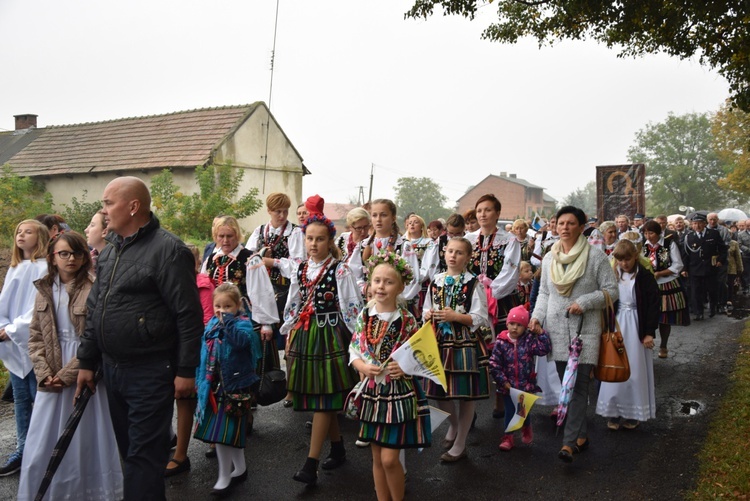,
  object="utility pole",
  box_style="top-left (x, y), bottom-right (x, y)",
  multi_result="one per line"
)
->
top-left (356, 186), bottom-right (365, 206)
top-left (368, 163), bottom-right (374, 204)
